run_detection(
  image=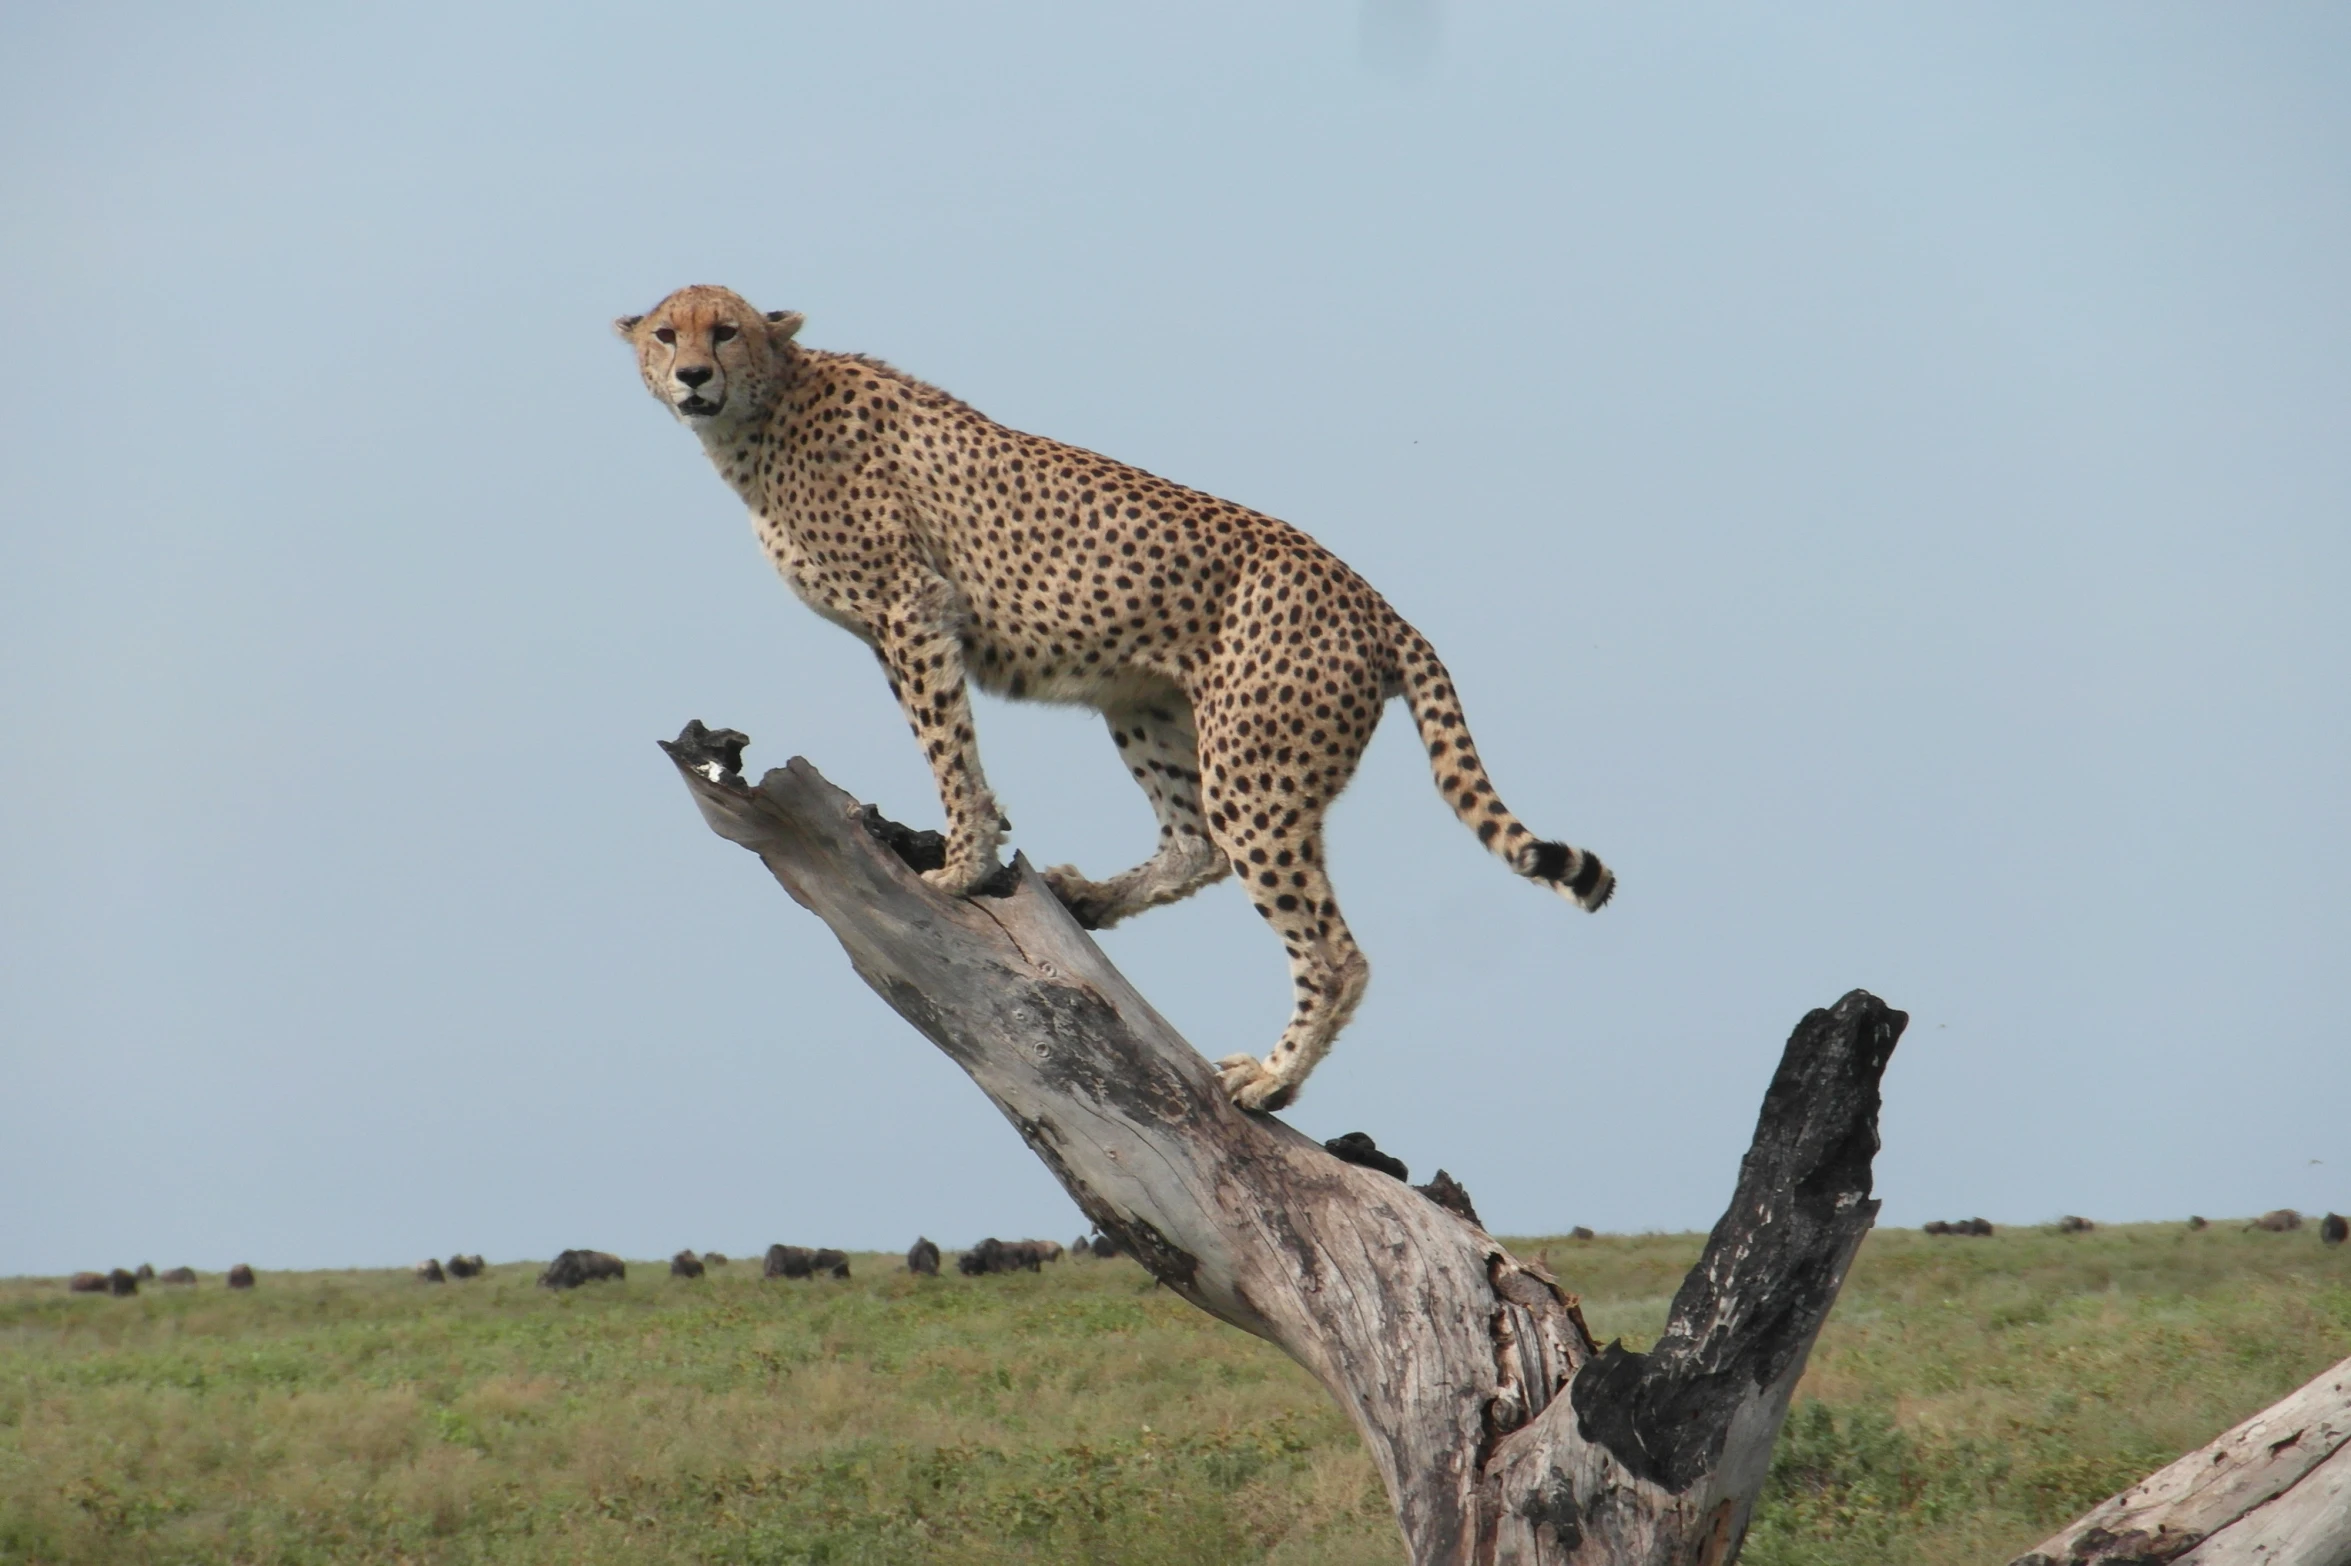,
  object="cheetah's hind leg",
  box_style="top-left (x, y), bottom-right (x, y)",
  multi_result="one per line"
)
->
top-left (1042, 698), bottom-right (1227, 930)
